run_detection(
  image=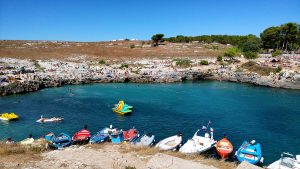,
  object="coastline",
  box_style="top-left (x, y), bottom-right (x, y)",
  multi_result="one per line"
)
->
top-left (0, 142), bottom-right (262, 169)
top-left (1, 56), bottom-right (300, 96)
